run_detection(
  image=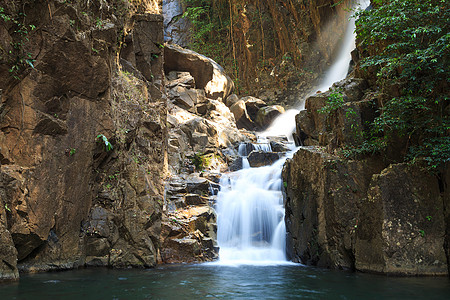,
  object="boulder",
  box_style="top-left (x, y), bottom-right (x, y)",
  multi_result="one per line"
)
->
top-left (170, 85), bottom-right (195, 110)
top-left (256, 105), bottom-right (285, 129)
top-left (355, 163), bottom-right (448, 276)
top-left (247, 151), bottom-right (281, 168)
top-left (164, 44), bottom-right (234, 99)
top-left (166, 71), bottom-right (195, 89)
top-left (230, 100), bottom-right (254, 129)
top-left (283, 147), bottom-right (384, 269)
top-left (225, 93), bottom-right (239, 108)
top-left (242, 96), bottom-right (266, 121)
